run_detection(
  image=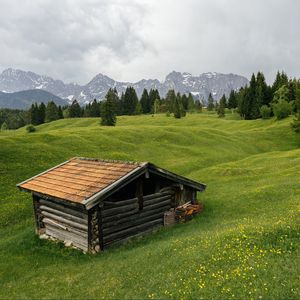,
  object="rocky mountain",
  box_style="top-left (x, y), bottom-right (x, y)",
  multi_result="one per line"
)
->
top-left (0, 68), bottom-right (249, 107)
top-left (0, 68), bottom-right (82, 101)
top-left (0, 90), bottom-right (67, 109)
